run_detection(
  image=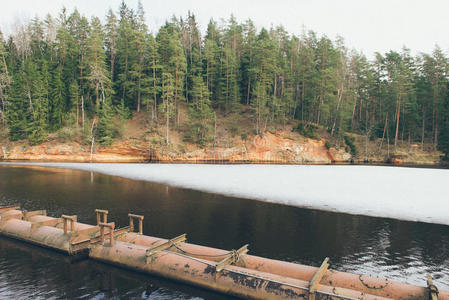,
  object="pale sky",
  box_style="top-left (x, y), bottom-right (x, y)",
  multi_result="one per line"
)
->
top-left (1, 0), bottom-right (448, 57)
